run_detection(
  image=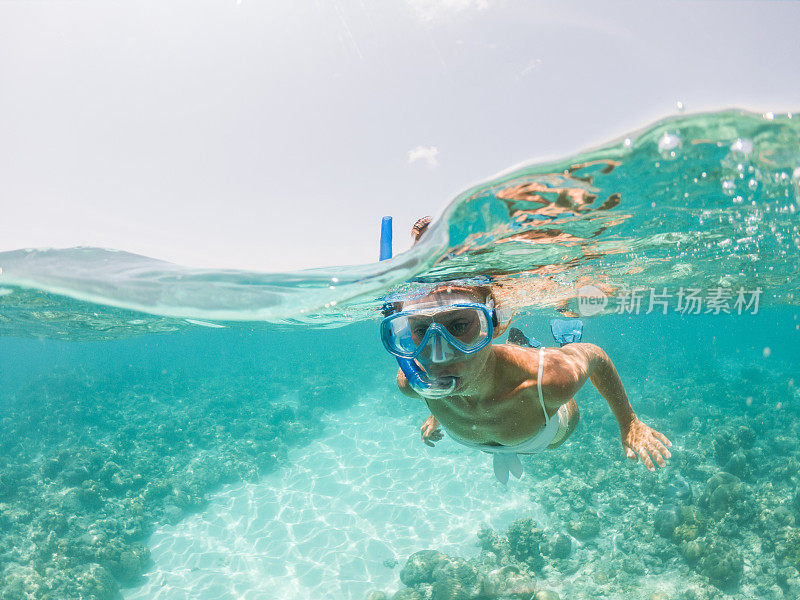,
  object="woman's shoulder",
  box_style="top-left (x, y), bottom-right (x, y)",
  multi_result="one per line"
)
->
top-left (494, 343), bottom-right (540, 375)
top-left (494, 344), bottom-right (577, 403)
